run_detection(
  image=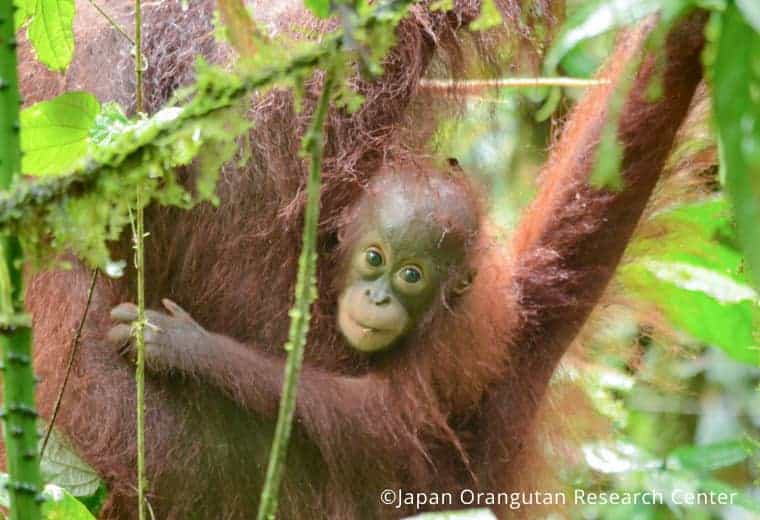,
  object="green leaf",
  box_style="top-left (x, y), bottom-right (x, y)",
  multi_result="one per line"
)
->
top-left (0, 474), bottom-right (96, 519)
top-left (666, 439), bottom-right (755, 473)
top-left (699, 478), bottom-right (760, 513)
top-left (621, 260), bottom-right (759, 364)
top-left (304, 0), bottom-right (330, 19)
top-left (26, 0), bottom-right (76, 71)
top-left (20, 92), bottom-right (101, 176)
top-left (543, 0), bottom-right (663, 75)
top-left (469, 0), bottom-right (502, 32)
top-left (590, 118), bottom-right (624, 188)
top-left (430, 0), bottom-right (453, 12)
top-left (40, 428), bottom-right (102, 499)
top-left (621, 199), bottom-right (760, 364)
top-left (89, 102), bottom-right (129, 148)
top-left (41, 485), bottom-right (96, 520)
top-left (712, 5), bottom-right (760, 292)
top-left (14, 0), bottom-right (34, 29)
top-left (737, 0), bottom-right (760, 33)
